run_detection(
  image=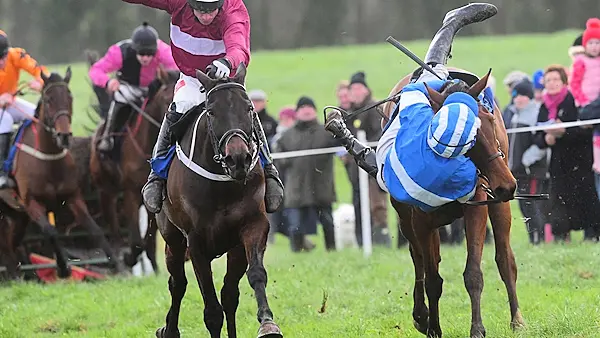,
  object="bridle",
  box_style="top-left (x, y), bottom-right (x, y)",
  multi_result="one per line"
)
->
top-left (204, 82), bottom-right (258, 179)
top-left (39, 81), bottom-right (72, 137)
